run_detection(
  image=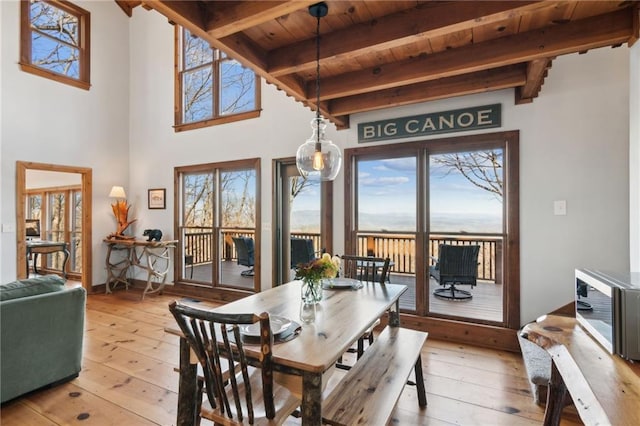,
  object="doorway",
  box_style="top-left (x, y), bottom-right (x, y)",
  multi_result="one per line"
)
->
top-left (16, 161), bottom-right (92, 291)
top-left (273, 159), bottom-right (333, 286)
